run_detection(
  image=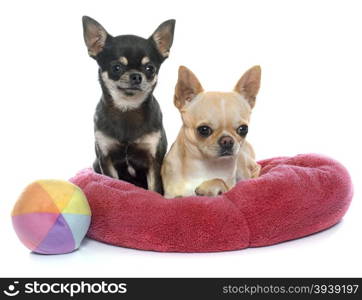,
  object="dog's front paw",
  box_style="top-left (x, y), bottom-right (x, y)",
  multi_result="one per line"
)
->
top-left (250, 162), bottom-right (261, 178)
top-left (195, 179), bottom-right (229, 197)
